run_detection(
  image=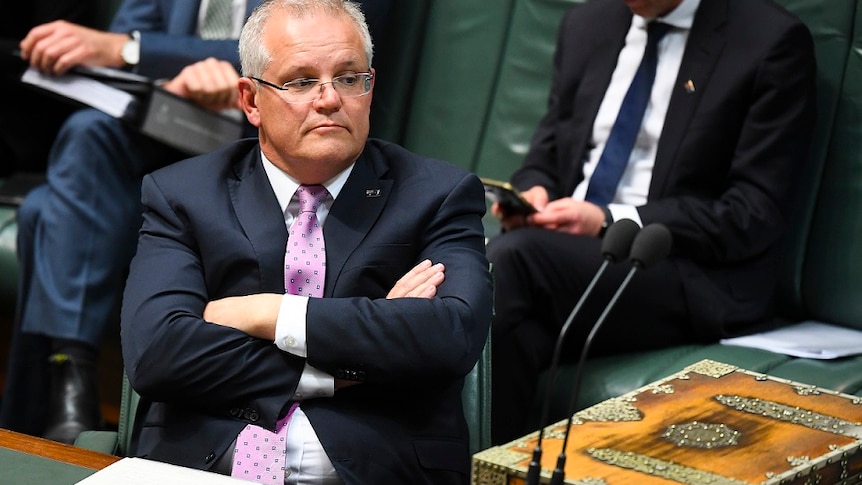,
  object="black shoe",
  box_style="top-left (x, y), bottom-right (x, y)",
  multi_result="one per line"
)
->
top-left (42, 353), bottom-right (101, 444)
